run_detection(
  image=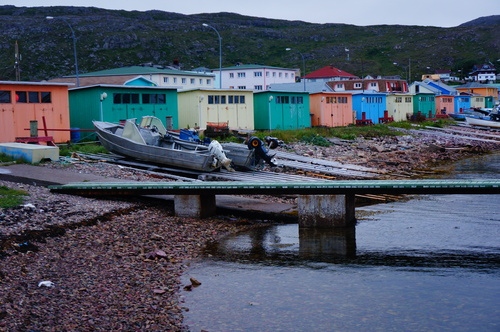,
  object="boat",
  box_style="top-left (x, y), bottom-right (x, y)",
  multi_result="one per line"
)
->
top-left (165, 130), bottom-right (280, 170)
top-left (464, 105), bottom-right (500, 129)
top-left (93, 117), bottom-right (234, 172)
